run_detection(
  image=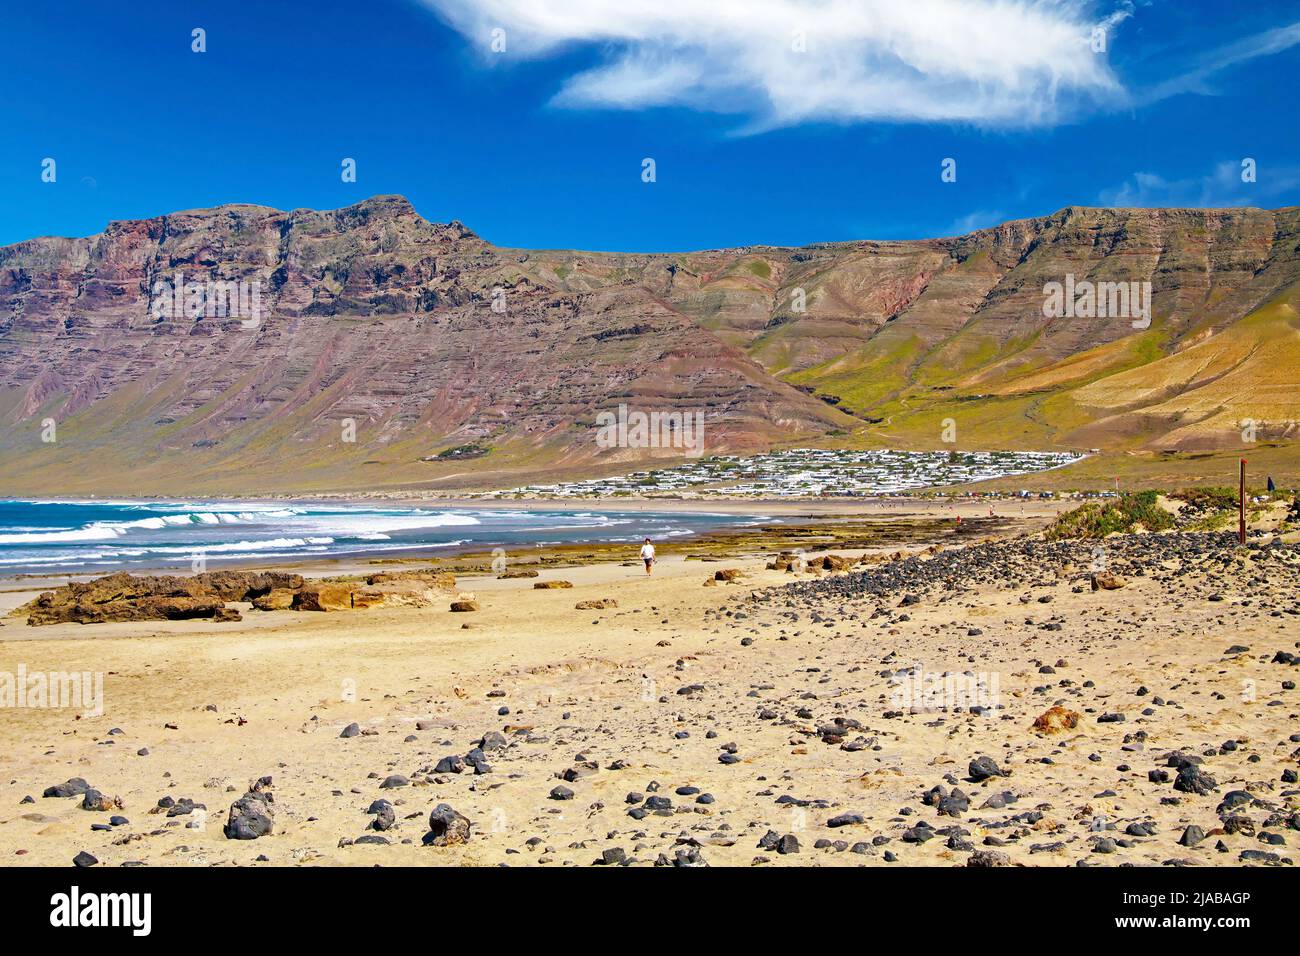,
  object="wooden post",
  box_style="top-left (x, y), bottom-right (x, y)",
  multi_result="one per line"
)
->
top-left (1239, 458), bottom-right (1247, 544)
